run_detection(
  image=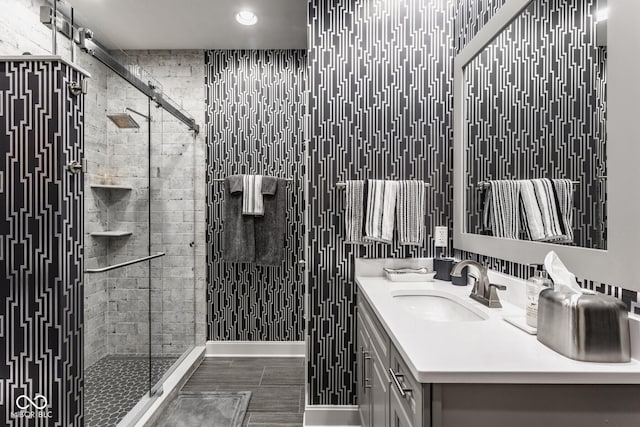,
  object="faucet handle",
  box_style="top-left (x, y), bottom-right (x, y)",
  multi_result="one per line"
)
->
top-left (489, 283), bottom-right (506, 291)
